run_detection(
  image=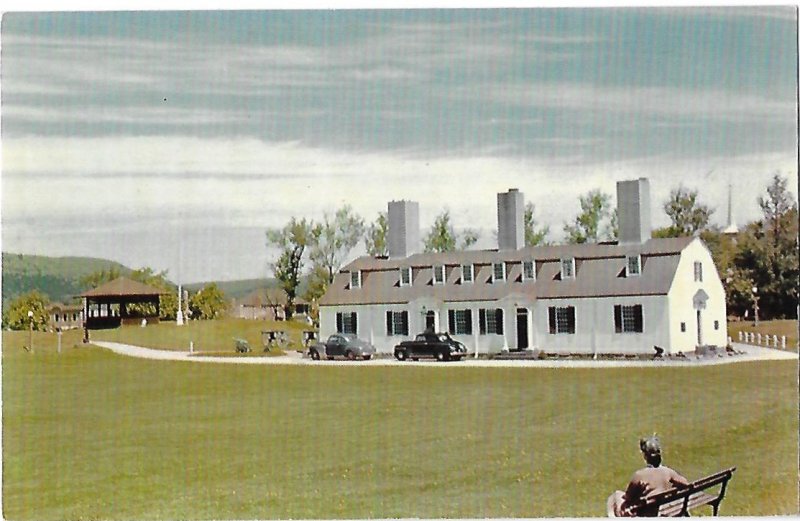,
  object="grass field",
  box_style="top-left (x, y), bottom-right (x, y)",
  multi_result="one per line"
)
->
top-left (2, 328), bottom-right (798, 519)
top-left (90, 318), bottom-right (313, 352)
top-left (728, 319), bottom-right (798, 352)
